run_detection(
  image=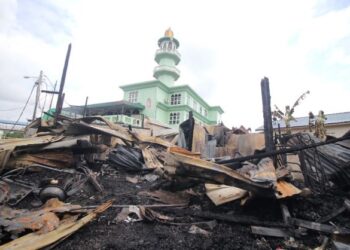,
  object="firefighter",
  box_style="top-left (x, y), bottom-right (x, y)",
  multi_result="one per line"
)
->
top-left (315, 110), bottom-right (327, 139)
